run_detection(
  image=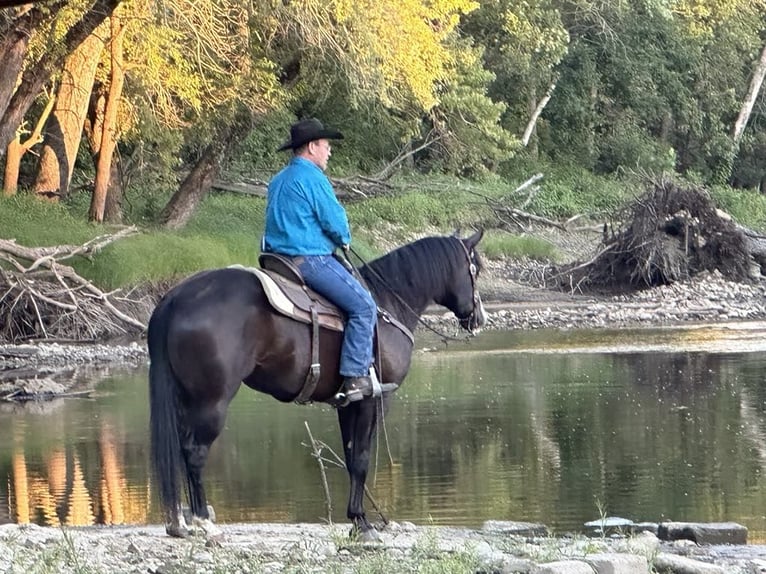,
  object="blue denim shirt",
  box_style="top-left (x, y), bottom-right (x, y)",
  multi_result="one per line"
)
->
top-left (263, 157), bottom-right (351, 255)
